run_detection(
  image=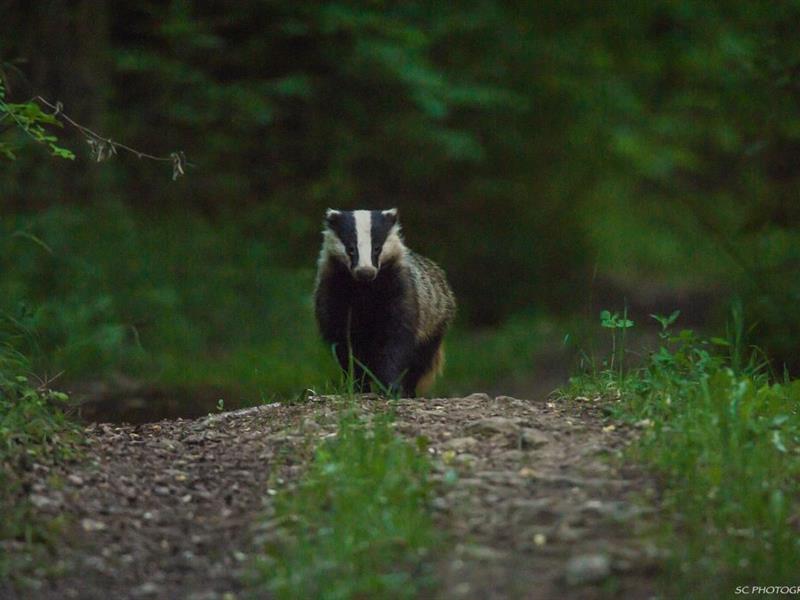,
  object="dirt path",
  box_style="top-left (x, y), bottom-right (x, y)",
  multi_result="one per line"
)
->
top-left (392, 394), bottom-right (661, 600)
top-left (11, 395), bottom-right (661, 600)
